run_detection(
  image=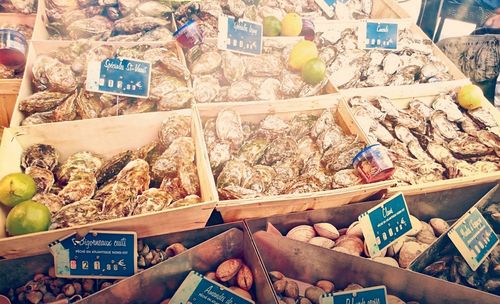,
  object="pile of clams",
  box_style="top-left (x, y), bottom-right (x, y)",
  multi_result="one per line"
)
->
top-left (174, 0), bottom-right (374, 39)
top-left (18, 40), bottom-right (192, 125)
top-left (186, 40), bottom-right (329, 103)
top-left (275, 215), bottom-right (449, 269)
top-left (269, 271), bottom-right (418, 304)
top-left (0, 0), bottom-right (36, 14)
top-left (19, 115), bottom-right (202, 230)
top-left (349, 92), bottom-right (500, 186)
top-left (43, 0), bottom-right (174, 41)
top-left (316, 27), bottom-right (454, 88)
top-left (205, 108), bottom-right (366, 200)
top-left (419, 201), bottom-right (500, 296)
top-left (161, 258), bottom-right (256, 303)
top-left (3, 239), bottom-right (187, 303)
top-left (0, 23), bottom-right (33, 79)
